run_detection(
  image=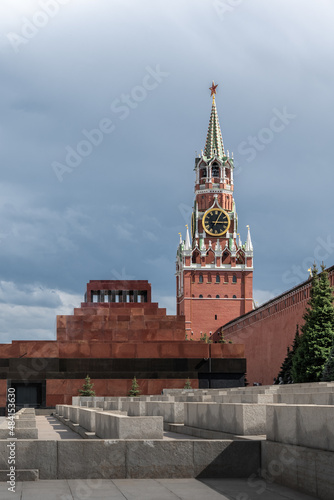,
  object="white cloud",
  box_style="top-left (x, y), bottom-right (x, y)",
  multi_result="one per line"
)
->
top-left (0, 197), bottom-right (93, 259)
top-left (153, 294), bottom-right (176, 315)
top-left (0, 0), bottom-right (333, 340)
top-left (0, 281), bottom-right (81, 343)
top-left (0, 281), bottom-right (61, 307)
